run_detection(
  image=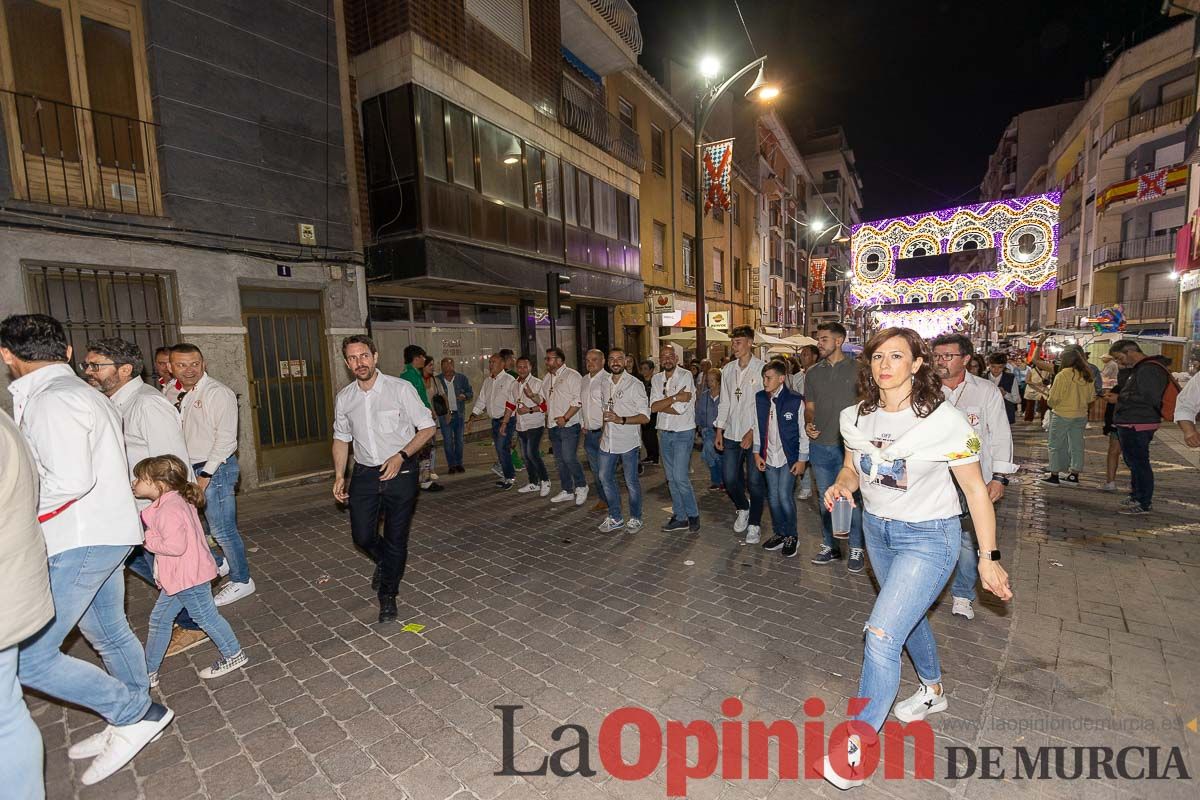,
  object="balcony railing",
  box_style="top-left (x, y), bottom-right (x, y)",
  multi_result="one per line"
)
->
top-left (1123, 297), bottom-right (1179, 321)
top-left (1058, 155), bottom-right (1084, 193)
top-left (1098, 95), bottom-right (1195, 159)
top-left (786, 267), bottom-right (797, 285)
top-left (712, 281), bottom-right (724, 294)
top-left (559, 77), bottom-right (644, 171)
top-left (1092, 234), bottom-right (1176, 270)
top-left (819, 178), bottom-right (841, 194)
top-left (770, 258), bottom-right (783, 278)
top-left (1059, 260), bottom-right (1079, 283)
top-left (1061, 207), bottom-right (1081, 235)
top-left (1055, 307), bottom-right (1079, 328)
top-left (1, 89), bottom-right (160, 215)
